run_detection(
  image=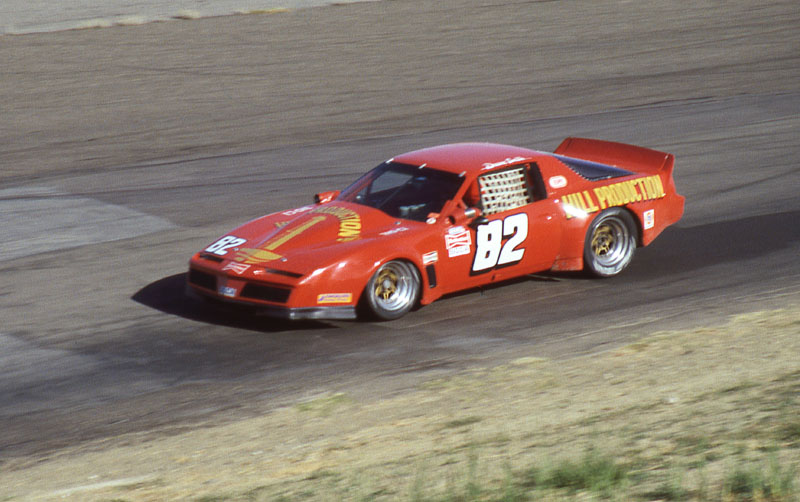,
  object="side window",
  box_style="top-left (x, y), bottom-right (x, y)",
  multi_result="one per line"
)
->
top-left (526, 162), bottom-right (547, 202)
top-left (477, 164), bottom-right (532, 215)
